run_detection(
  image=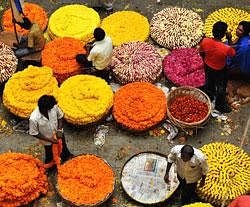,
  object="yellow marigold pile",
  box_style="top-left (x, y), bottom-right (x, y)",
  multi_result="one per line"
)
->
top-left (197, 142), bottom-right (250, 206)
top-left (182, 203), bottom-right (213, 207)
top-left (204, 8), bottom-right (250, 41)
top-left (3, 65), bottom-right (59, 118)
top-left (48, 4), bottom-right (100, 43)
top-left (101, 11), bottom-right (150, 46)
top-left (58, 75), bottom-right (113, 125)
top-left (0, 153), bottom-right (48, 207)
